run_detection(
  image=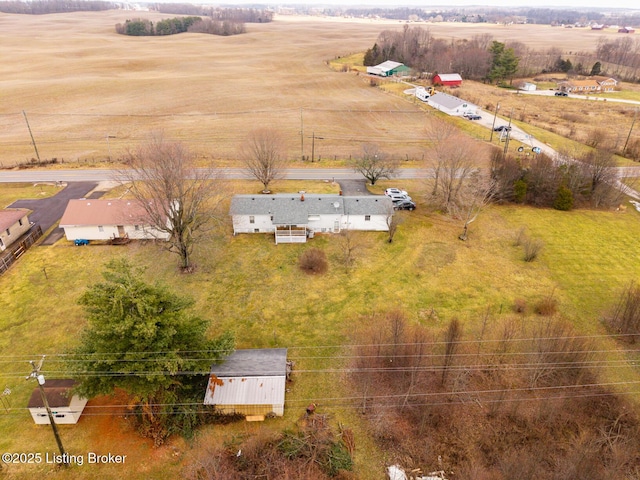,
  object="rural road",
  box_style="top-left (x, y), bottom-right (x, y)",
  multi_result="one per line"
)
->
top-left (2, 165), bottom-right (640, 184)
top-left (0, 168), bottom-right (429, 183)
